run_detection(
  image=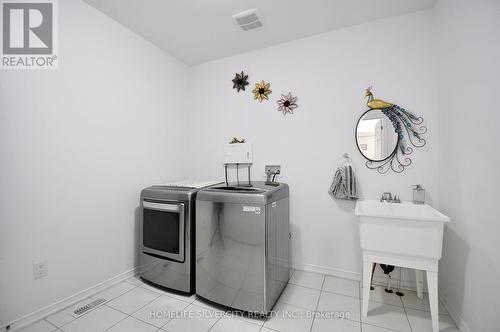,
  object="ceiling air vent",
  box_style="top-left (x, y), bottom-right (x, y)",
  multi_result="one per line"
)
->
top-left (233, 9), bottom-right (262, 31)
